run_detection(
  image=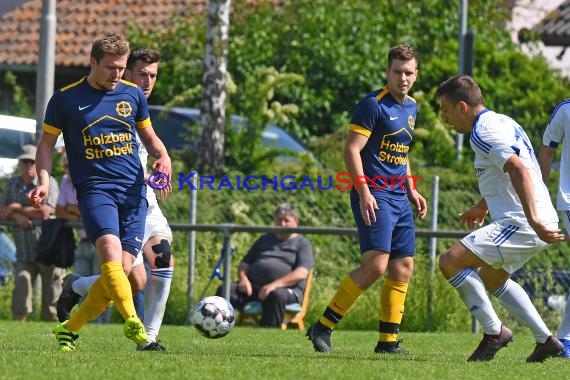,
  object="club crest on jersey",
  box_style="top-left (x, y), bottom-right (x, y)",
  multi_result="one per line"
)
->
top-left (116, 101), bottom-right (132, 117)
top-left (408, 115), bottom-right (415, 130)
